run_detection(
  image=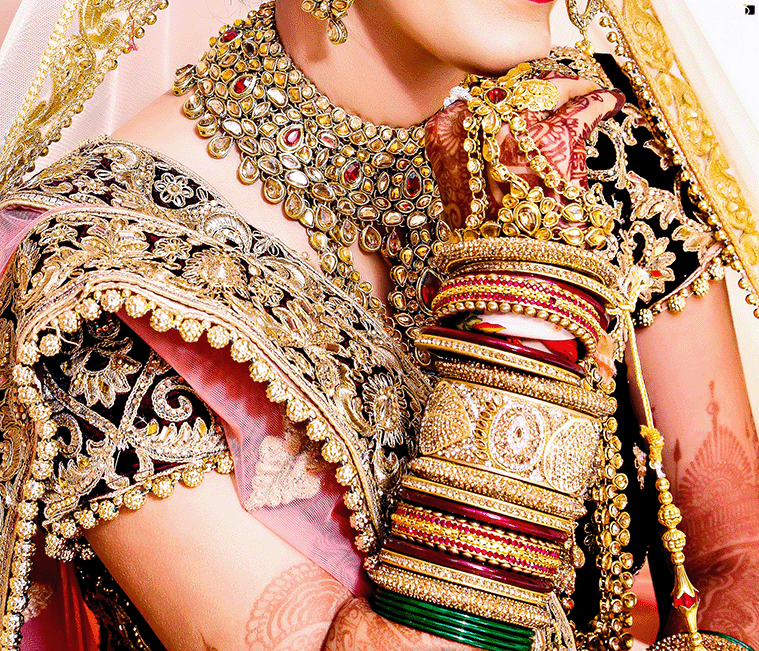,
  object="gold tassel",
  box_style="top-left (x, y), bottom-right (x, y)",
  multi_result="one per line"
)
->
top-left (624, 312), bottom-right (706, 651)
